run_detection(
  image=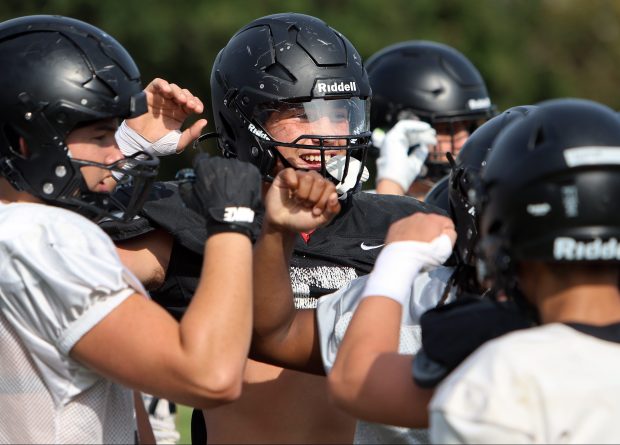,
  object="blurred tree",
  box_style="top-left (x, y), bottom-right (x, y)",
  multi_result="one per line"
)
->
top-left (1, 0), bottom-right (620, 178)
